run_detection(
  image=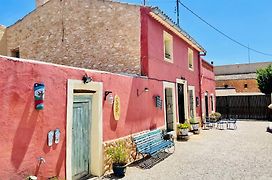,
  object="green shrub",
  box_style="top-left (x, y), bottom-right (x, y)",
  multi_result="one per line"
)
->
top-left (177, 123), bottom-right (190, 129)
top-left (189, 118), bottom-right (198, 124)
top-left (257, 64), bottom-right (272, 94)
top-left (106, 141), bottom-right (129, 164)
top-left (210, 112), bottom-right (221, 121)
